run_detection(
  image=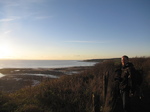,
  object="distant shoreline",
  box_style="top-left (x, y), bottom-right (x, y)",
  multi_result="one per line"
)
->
top-left (83, 58), bottom-right (120, 62)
